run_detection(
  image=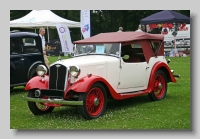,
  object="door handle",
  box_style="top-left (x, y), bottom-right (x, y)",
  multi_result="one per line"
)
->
top-left (21, 58), bottom-right (24, 60)
top-left (146, 66), bottom-right (149, 69)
